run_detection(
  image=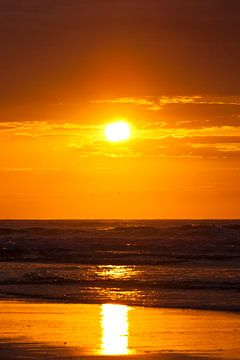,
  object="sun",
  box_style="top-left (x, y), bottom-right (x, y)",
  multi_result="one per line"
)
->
top-left (105, 121), bottom-right (131, 142)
